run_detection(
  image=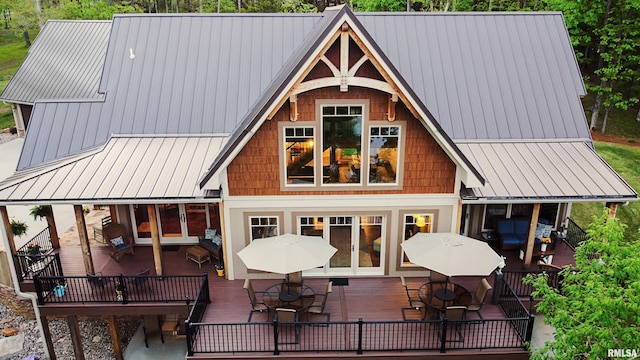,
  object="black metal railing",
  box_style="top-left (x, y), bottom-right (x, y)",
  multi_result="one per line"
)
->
top-left (497, 277), bottom-right (534, 342)
top-left (566, 217), bottom-right (588, 250)
top-left (16, 227), bottom-right (52, 255)
top-left (185, 274), bottom-right (211, 351)
top-left (33, 274), bottom-right (208, 306)
top-left (186, 316), bottom-right (529, 355)
top-left (502, 269), bottom-right (562, 298)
